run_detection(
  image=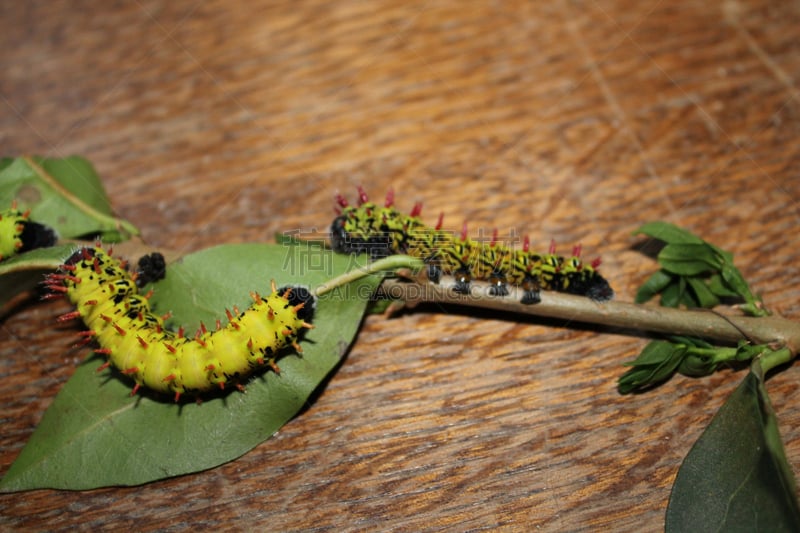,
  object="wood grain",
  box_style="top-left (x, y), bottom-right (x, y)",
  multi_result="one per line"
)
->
top-left (2, 0), bottom-right (799, 530)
